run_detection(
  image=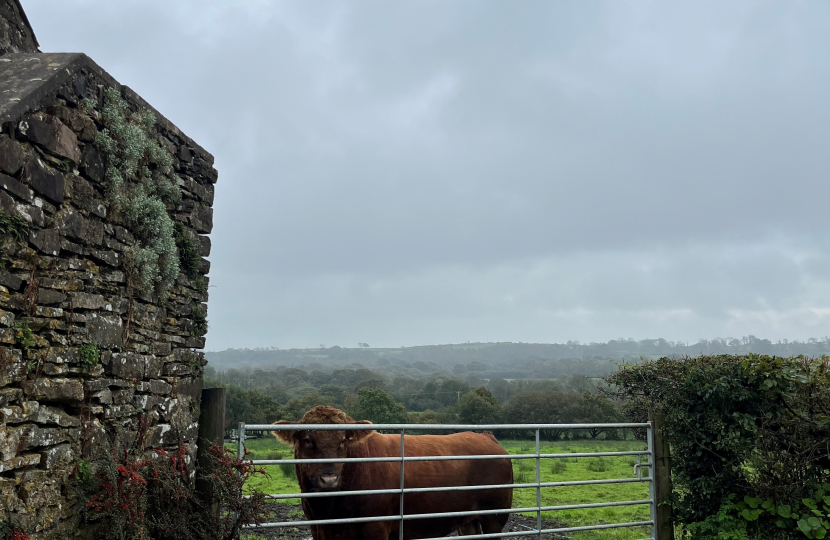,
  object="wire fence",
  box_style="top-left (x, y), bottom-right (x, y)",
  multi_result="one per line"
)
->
top-left (237, 422), bottom-right (656, 540)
